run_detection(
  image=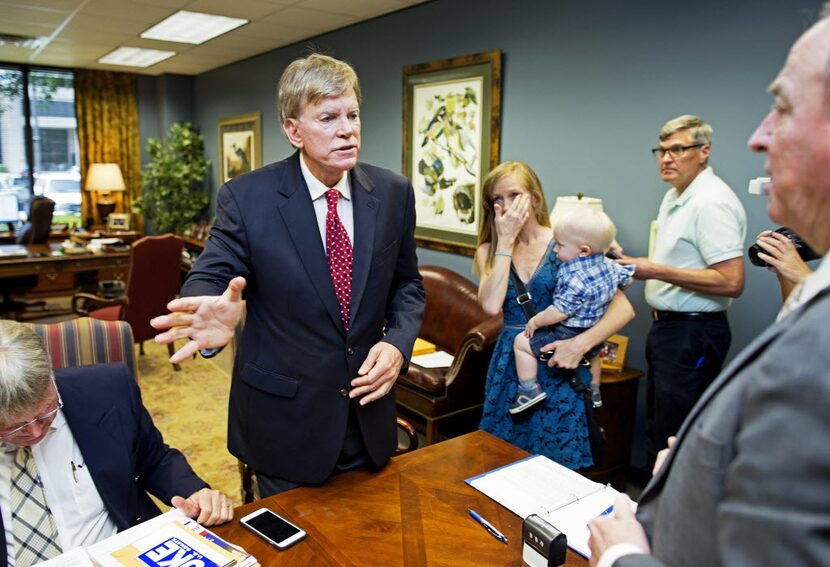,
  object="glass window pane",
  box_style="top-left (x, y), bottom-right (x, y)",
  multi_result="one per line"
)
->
top-left (30, 70), bottom-right (80, 226)
top-left (0, 68), bottom-right (31, 224)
